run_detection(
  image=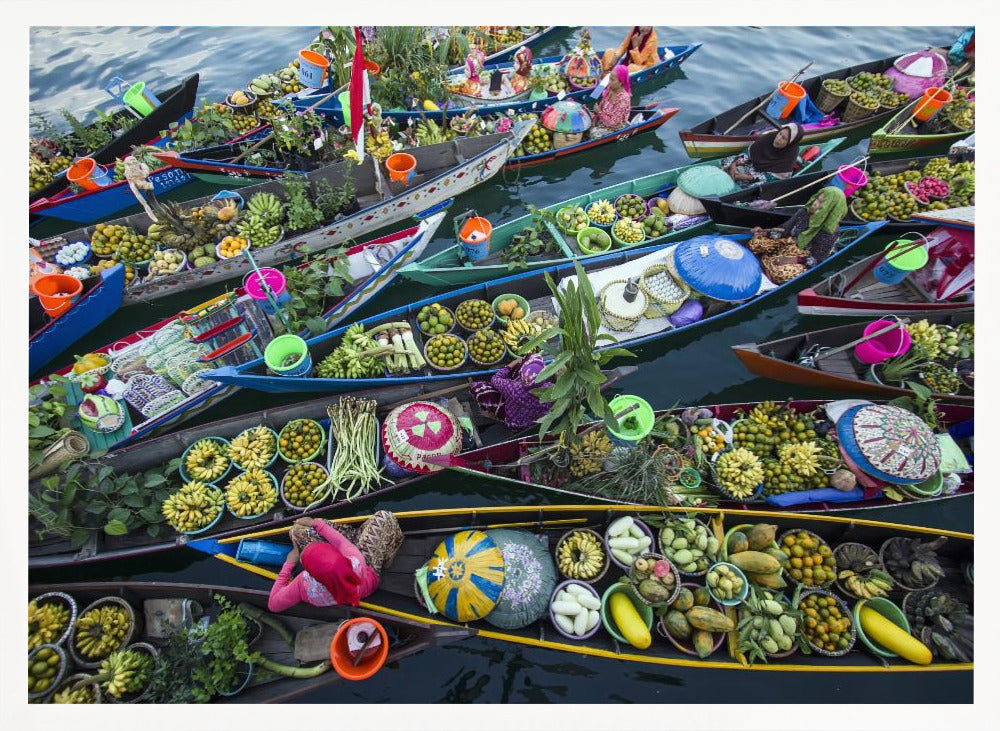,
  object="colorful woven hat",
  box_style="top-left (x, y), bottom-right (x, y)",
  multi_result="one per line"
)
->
top-left (541, 100), bottom-right (593, 133)
top-left (672, 235), bottom-right (762, 302)
top-left (381, 401), bottom-right (462, 474)
top-left (836, 404), bottom-right (942, 485)
top-left (425, 530), bottom-right (506, 622)
top-left (484, 529), bottom-right (557, 630)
